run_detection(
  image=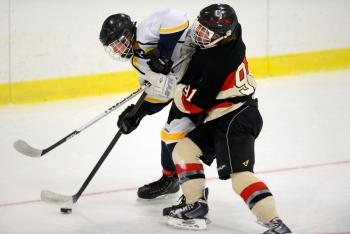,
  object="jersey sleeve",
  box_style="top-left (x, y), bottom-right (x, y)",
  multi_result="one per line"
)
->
top-left (157, 9), bottom-right (189, 57)
top-left (137, 9), bottom-right (189, 58)
top-left (133, 9), bottom-right (190, 112)
top-left (174, 64), bottom-right (226, 114)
